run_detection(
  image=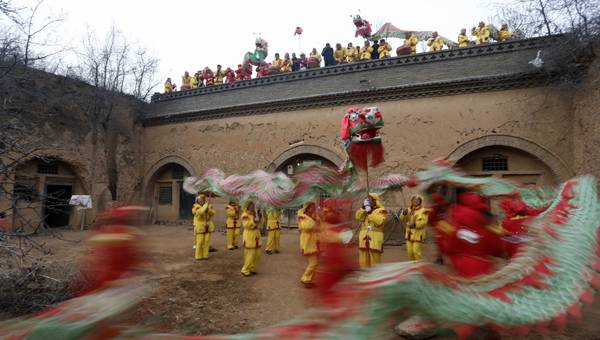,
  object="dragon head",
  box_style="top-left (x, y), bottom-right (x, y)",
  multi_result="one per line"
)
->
top-left (340, 106), bottom-right (383, 145)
